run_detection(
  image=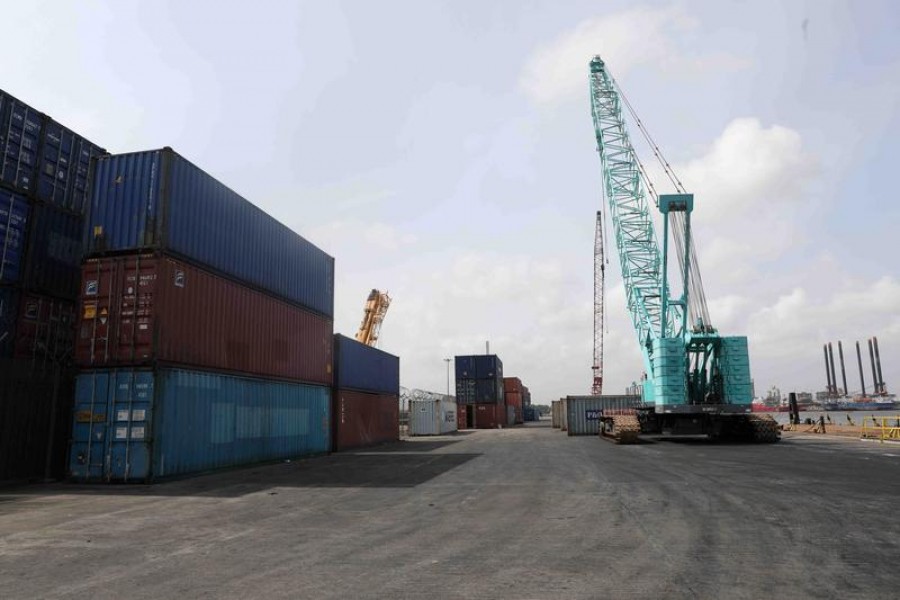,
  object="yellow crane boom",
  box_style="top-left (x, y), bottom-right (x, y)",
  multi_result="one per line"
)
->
top-left (356, 289), bottom-right (391, 346)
